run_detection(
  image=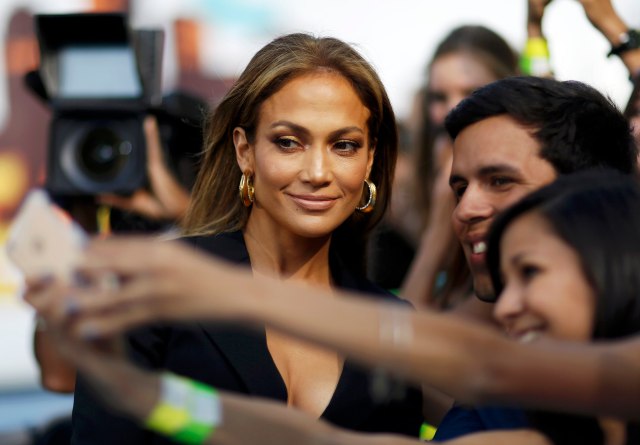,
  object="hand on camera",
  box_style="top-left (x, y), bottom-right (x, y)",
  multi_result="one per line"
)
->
top-left (97, 116), bottom-right (191, 222)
